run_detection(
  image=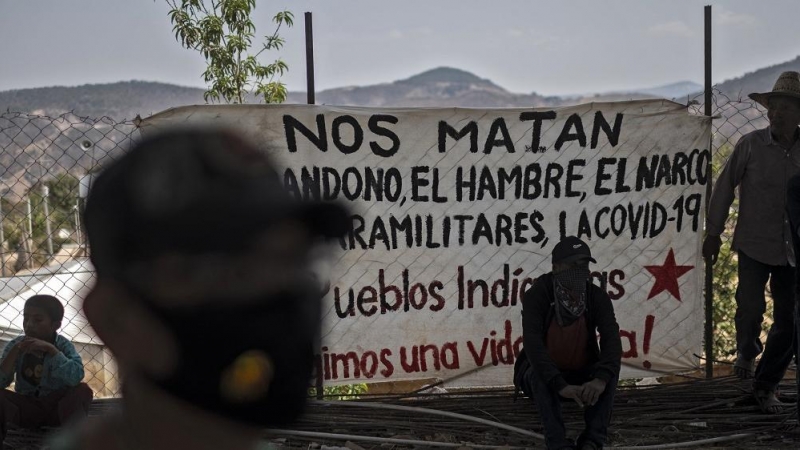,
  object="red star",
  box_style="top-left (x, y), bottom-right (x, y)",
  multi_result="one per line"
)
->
top-left (644, 248), bottom-right (694, 301)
